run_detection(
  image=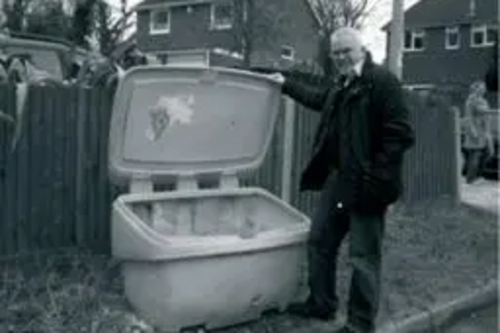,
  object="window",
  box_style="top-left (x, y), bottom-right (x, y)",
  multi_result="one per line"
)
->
top-left (471, 25), bottom-right (497, 47)
top-left (404, 30), bottom-right (425, 51)
top-left (210, 1), bottom-right (234, 30)
top-left (445, 26), bottom-right (460, 49)
top-left (150, 9), bottom-right (171, 34)
top-left (281, 46), bottom-right (295, 60)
